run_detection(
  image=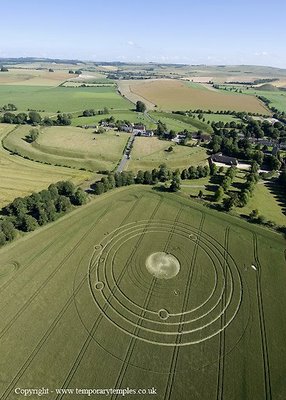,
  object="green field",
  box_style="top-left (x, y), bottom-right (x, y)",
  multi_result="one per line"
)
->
top-left (150, 111), bottom-right (213, 133)
top-left (2, 125), bottom-right (129, 171)
top-left (0, 85), bottom-right (131, 113)
top-left (0, 124), bottom-right (93, 207)
top-left (126, 137), bottom-right (208, 171)
top-left (72, 110), bottom-right (156, 129)
top-left (0, 186), bottom-right (285, 399)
